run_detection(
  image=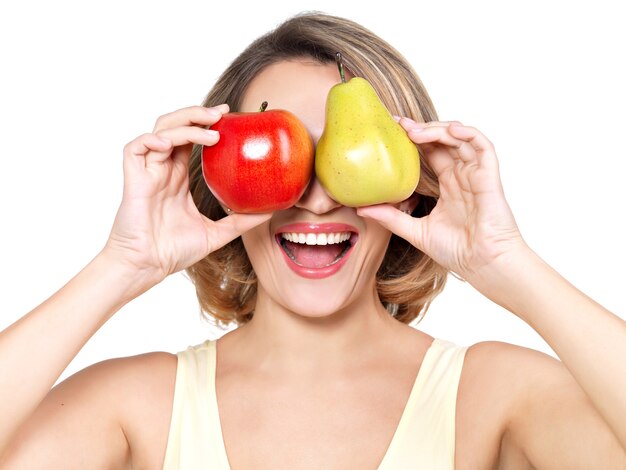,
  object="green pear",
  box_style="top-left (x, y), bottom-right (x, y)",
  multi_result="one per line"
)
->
top-left (315, 53), bottom-right (420, 207)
